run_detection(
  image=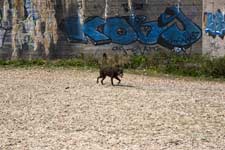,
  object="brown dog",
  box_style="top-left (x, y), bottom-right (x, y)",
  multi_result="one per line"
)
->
top-left (97, 66), bottom-right (123, 86)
